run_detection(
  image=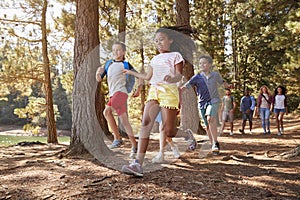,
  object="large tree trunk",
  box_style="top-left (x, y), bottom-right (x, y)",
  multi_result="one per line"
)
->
top-left (175, 0), bottom-right (205, 134)
top-left (41, 0), bottom-right (58, 143)
top-left (70, 0), bottom-right (111, 157)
